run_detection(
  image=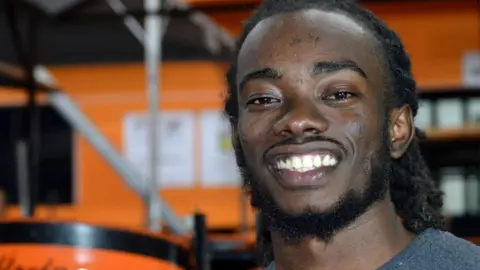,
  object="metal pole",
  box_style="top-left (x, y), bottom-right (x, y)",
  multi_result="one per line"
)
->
top-left (15, 140), bottom-right (29, 217)
top-left (106, 0), bottom-right (169, 231)
top-left (105, 0), bottom-right (170, 45)
top-left (194, 212), bottom-right (209, 270)
top-left (48, 92), bottom-right (188, 235)
top-left (145, 0), bottom-right (162, 232)
top-left (4, 0), bottom-right (40, 218)
top-left (24, 12), bottom-right (40, 218)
